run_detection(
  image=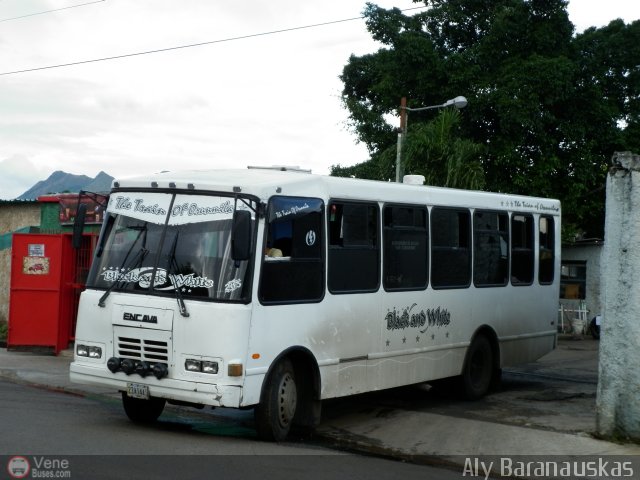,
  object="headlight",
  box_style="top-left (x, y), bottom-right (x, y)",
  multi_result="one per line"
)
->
top-left (107, 357), bottom-right (121, 373)
top-left (185, 359), bottom-right (201, 372)
top-left (121, 358), bottom-right (136, 375)
top-left (185, 359), bottom-right (219, 374)
top-left (202, 361), bottom-right (219, 374)
top-left (88, 346), bottom-right (102, 359)
top-left (152, 363), bottom-right (168, 379)
top-left (77, 344), bottom-right (102, 359)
